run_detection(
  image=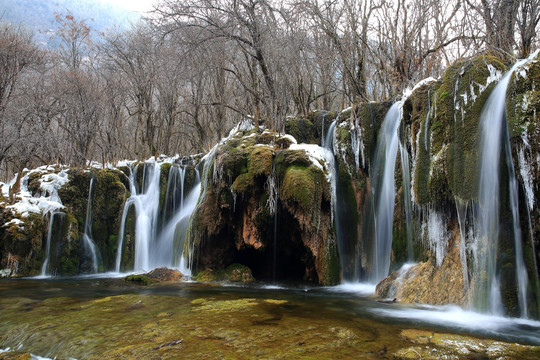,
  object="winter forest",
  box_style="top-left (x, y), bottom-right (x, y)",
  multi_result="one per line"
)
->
top-left (1, 0), bottom-right (537, 180)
